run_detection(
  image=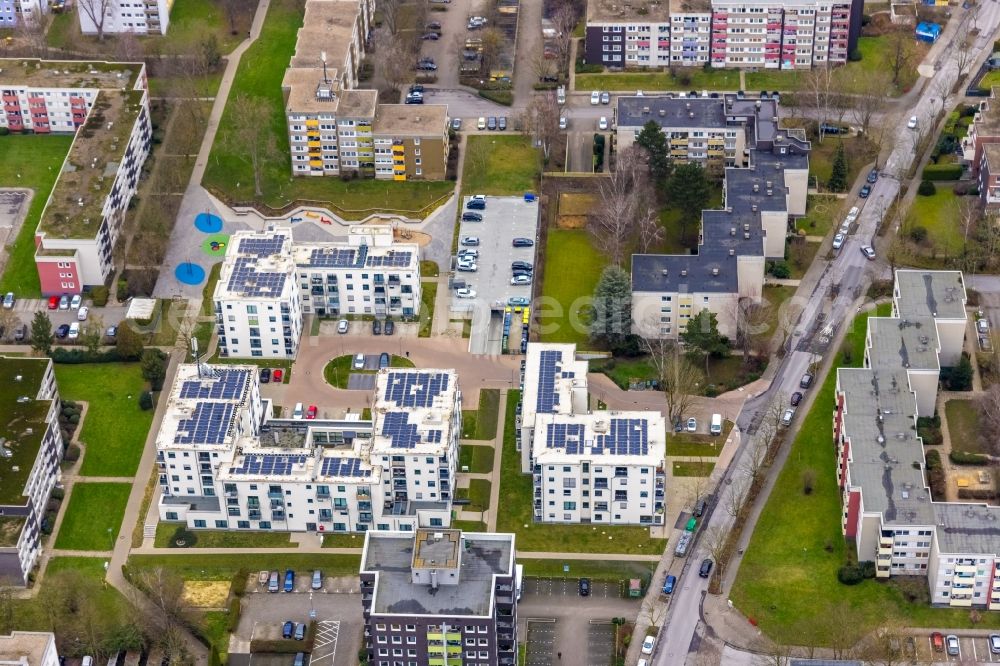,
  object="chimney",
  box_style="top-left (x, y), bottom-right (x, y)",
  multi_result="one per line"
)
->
top-left (743, 223), bottom-right (749, 231)
top-left (751, 204), bottom-right (757, 212)
top-left (661, 268), bottom-right (669, 276)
